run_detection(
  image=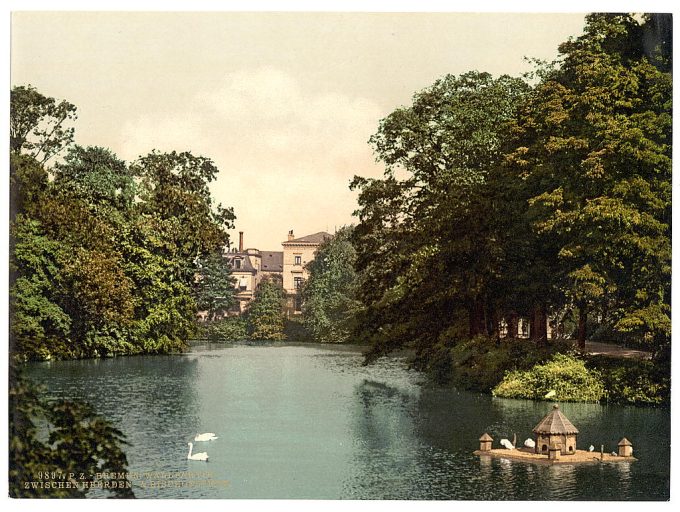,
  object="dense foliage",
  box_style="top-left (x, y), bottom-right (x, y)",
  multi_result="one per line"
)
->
top-left (301, 226), bottom-right (361, 343)
top-left (194, 251), bottom-right (237, 322)
top-left (9, 87), bottom-right (235, 361)
top-left (245, 277), bottom-right (286, 340)
top-left (9, 368), bottom-right (134, 498)
top-left (424, 336), bottom-right (571, 391)
top-left (197, 317), bottom-right (249, 342)
top-left (492, 353), bottom-right (606, 403)
top-left (585, 354), bottom-right (670, 406)
top-left (505, 14), bottom-right (672, 351)
top-left (350, 14), bottom-right (671, 379)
